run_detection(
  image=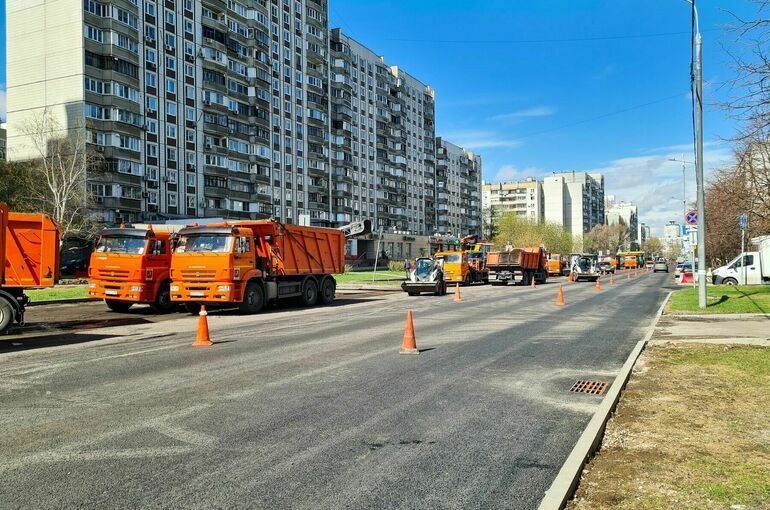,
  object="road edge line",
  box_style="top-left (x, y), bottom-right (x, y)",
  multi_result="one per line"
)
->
top-left (537, 289), bottom-right (673, 510)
